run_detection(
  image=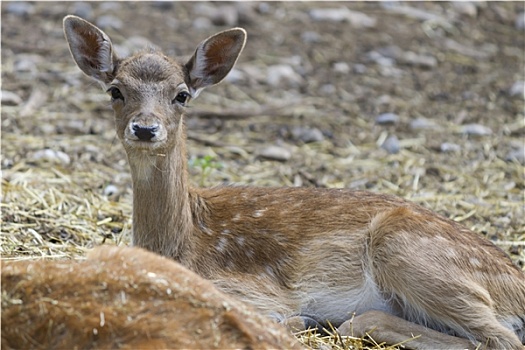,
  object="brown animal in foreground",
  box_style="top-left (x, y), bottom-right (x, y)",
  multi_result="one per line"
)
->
top-left (63, 15), bottom-right (525, 349)
top-left (1, 245), bottom-right (303, 349)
